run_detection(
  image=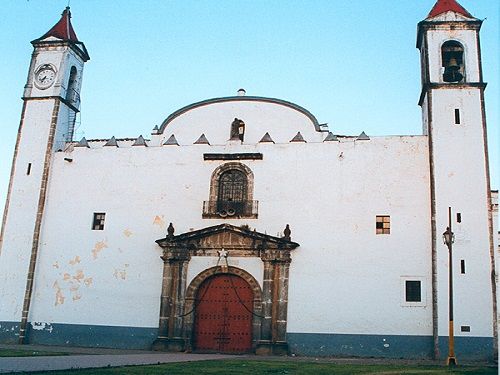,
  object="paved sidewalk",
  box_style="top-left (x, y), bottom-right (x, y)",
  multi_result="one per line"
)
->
top-left (0, 347), bottom-right (243, 374)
